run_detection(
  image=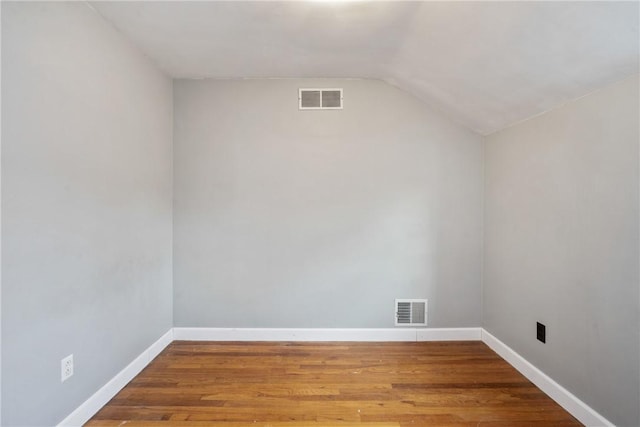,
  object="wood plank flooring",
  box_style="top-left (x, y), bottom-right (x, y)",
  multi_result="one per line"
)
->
top-left (86, 341), bottom-right (582, 426)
